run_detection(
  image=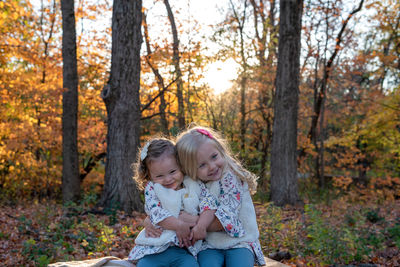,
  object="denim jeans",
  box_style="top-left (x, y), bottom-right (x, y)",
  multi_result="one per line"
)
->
top-left (137, 246), bottom-right (199, 267)
top-left (197, 248), bottom-right (254, 267)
